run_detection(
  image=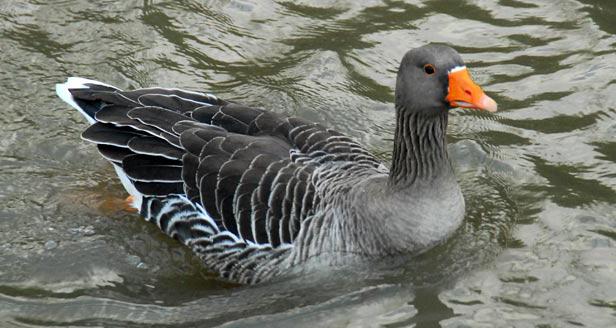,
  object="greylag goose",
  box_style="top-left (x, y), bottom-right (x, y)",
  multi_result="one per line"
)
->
top-left (56, 44), bottom-right (497, 284)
